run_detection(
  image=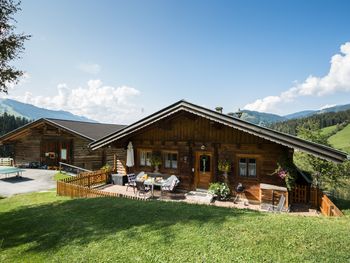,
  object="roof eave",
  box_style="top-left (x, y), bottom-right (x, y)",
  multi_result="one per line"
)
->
top-left (89, 101), bottom-right (348, 163)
